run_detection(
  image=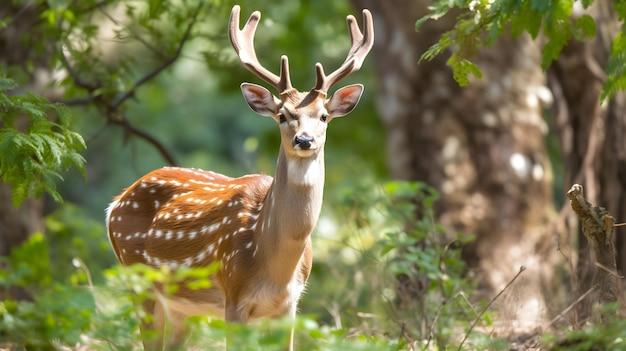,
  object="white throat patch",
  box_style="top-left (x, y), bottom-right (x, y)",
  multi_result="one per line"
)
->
top-left (287, 156), bottom-right (323, 186)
